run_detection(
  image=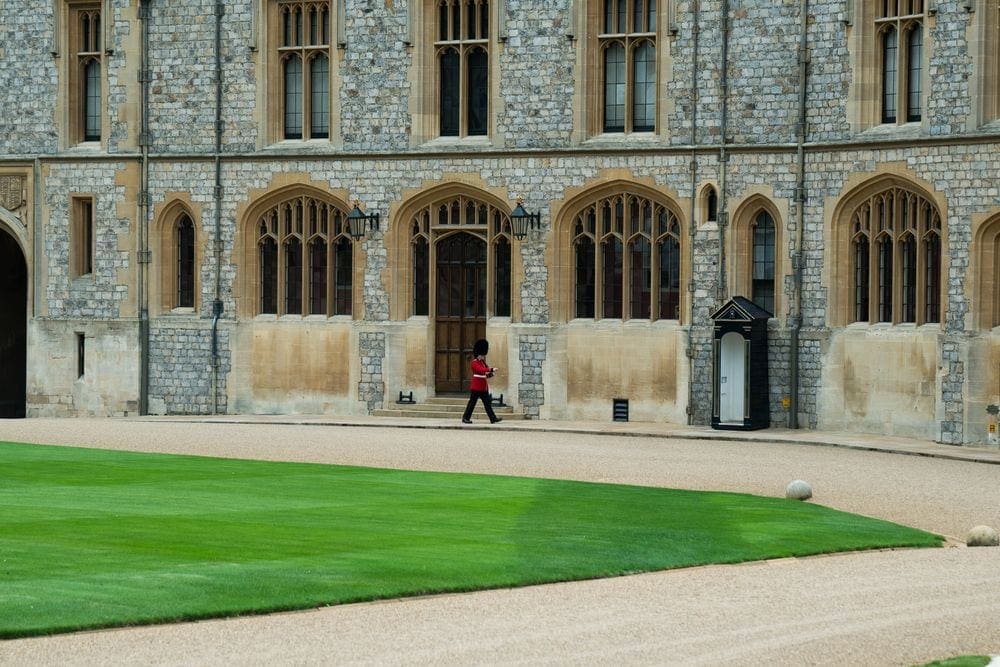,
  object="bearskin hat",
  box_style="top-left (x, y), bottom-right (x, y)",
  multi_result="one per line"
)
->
top-left (472, 338), bottom-right (489, 356)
